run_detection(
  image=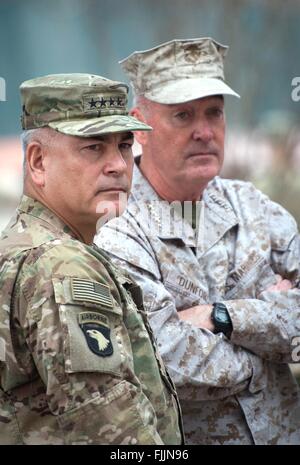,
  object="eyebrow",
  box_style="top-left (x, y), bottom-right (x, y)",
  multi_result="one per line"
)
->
top-left (79, 132), bottom-right (134, 145)
top-left (120, 131), bottom-right (134, 141)
top-left (213, 95), bottom-right (224, 101)
top-left (170, 95), bottom-right (224, 109)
